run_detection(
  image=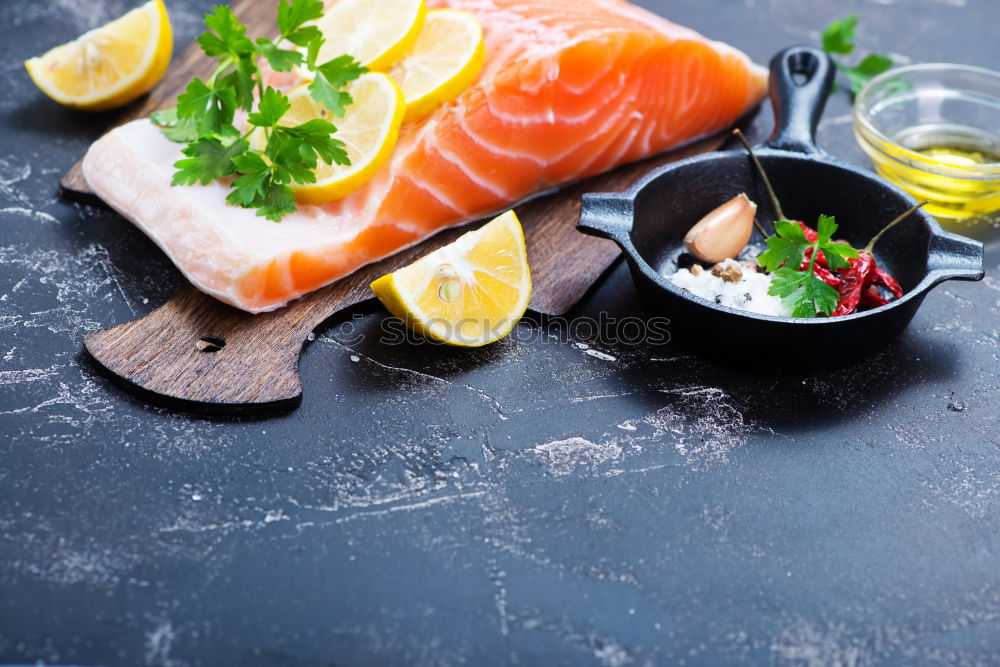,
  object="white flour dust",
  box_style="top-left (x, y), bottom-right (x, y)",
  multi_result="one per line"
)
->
top-left (0, 243), bottom-right (124, 338)
top-left (532, 437), bottom-right (622, 476)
